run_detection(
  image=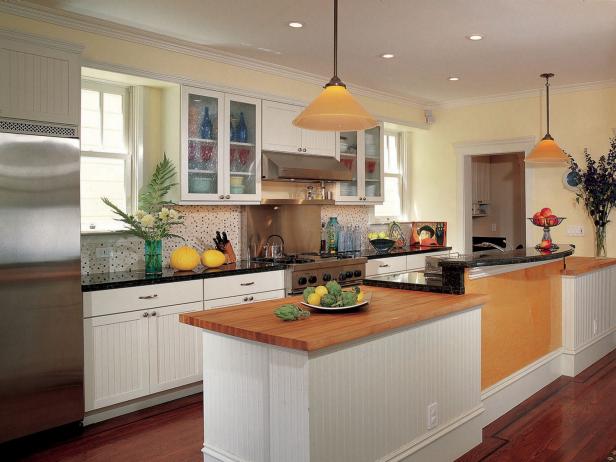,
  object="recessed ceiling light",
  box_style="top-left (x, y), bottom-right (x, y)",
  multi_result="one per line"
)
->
top-left (448, 76), bottom-right (460, 81)
top-left (467, 34), bottom-right (483, 41)
top-left (380, 53), bottom-right (395, 59)
top-left (288, 22), bottom-right (303, 28)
